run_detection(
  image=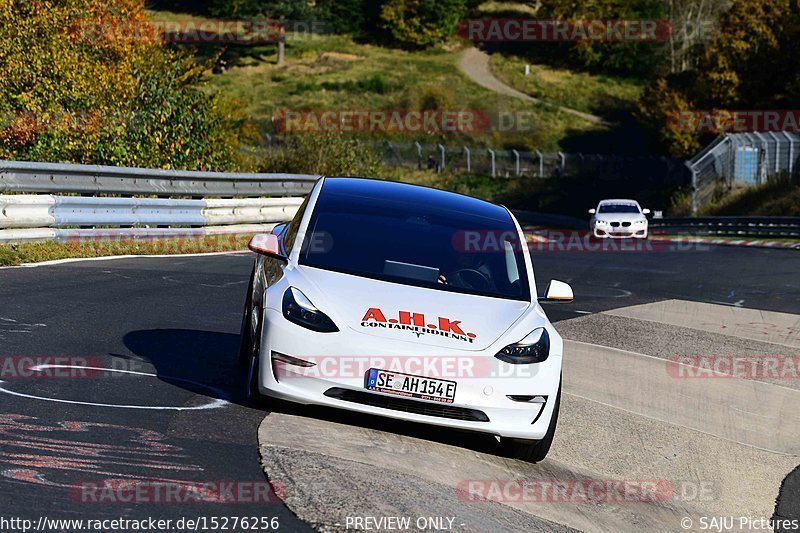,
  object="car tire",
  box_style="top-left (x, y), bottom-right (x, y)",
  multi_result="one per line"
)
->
top-left (245, 305), bottom-right (268, 407)
top-left (239, 266), bottom-right (256, 365)
top-left (241, 267), bottom-right (268, 407)
top-left (500, 379), bottom-right (561, 463)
